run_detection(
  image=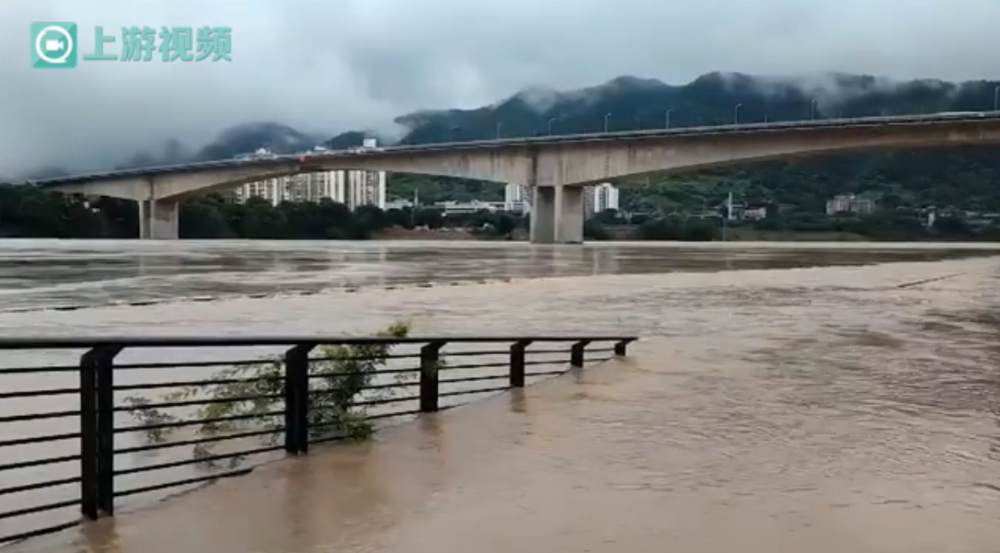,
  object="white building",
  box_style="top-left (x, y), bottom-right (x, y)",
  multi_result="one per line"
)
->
top-left (583, 187), bottom-right (596, 218)
top-left (233, 140), bottom-right (386, 209)
top-left (592, 182), bottom-right (620, 214)
top-left (434, 200), bottom-right (505, 215)
top-left (743, 206), bottom-right (768, 220)
top-left (345, 170), bottom-right (386, 210)
top-left (235, 176), bottom-right (292, 205)
top-left (826, 193), bottom-right (876, 216)
top-left (503, 183), bottom-right (531, 214)
top-left (384, 198), bottom-right (415, 211)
